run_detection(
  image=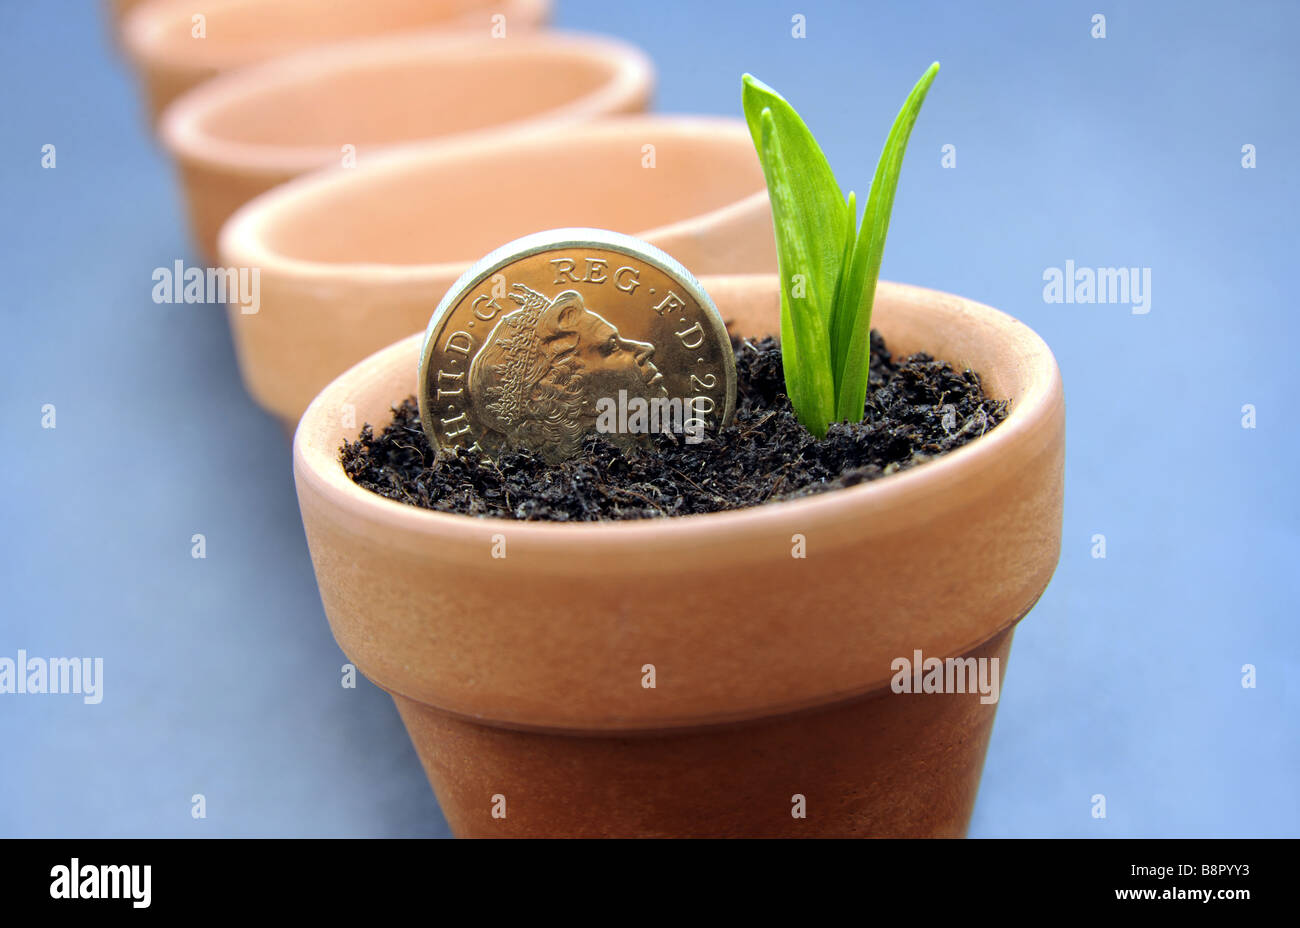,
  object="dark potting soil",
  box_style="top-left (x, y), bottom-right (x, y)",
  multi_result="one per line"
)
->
top-left (340, 332), bottom-right (1008, 521)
